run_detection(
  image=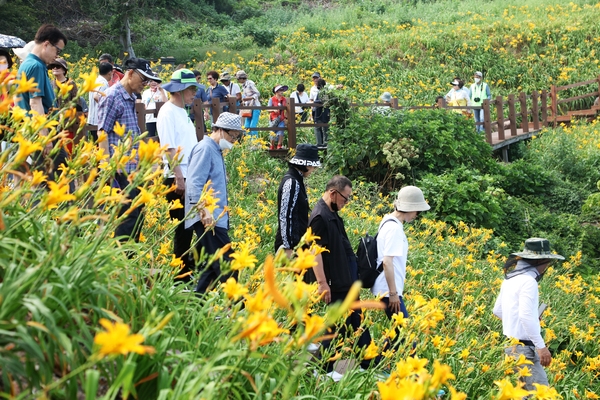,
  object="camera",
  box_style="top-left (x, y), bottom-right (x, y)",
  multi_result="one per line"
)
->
top-left (474, 97), bottom-right (481, 102)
